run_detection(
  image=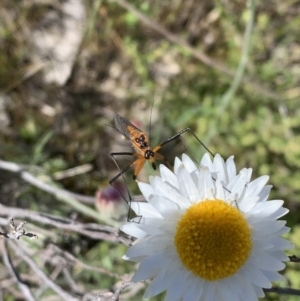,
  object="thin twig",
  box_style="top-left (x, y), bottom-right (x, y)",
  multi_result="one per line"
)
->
top-left (109, 281), bottom-right (133, 301)
top-left (7, 239), bottom-right (80, 301)
top-left (0, 159), bottom-right (118, 227)
top-left (86, 282), bottom-right (134, 301)
top-left (0, 218), bottom-right (38, 240)
top-left (289, 255), bottom-right (300, 262)
top-left (62, 268), bottom-right (82, 295)
top-left (0, 206), bottom-right (130, 243)
top-left (265, 287), bottom-right (300, 296)
top-left (49, 244), bottom-right (121, 278)
top-left (0, 240), bottom-right (37, 301)
top-left (117, 281), bottom-right (145, 300)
